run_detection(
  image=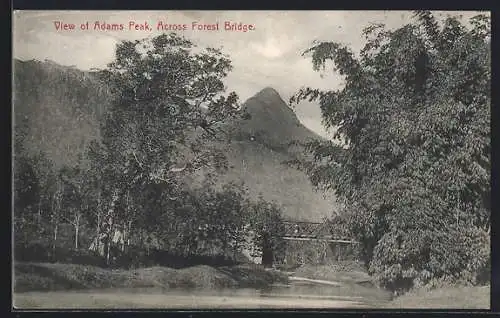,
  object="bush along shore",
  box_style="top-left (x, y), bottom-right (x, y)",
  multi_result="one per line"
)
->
top-left (14, 262), bottom-right (289, 293)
